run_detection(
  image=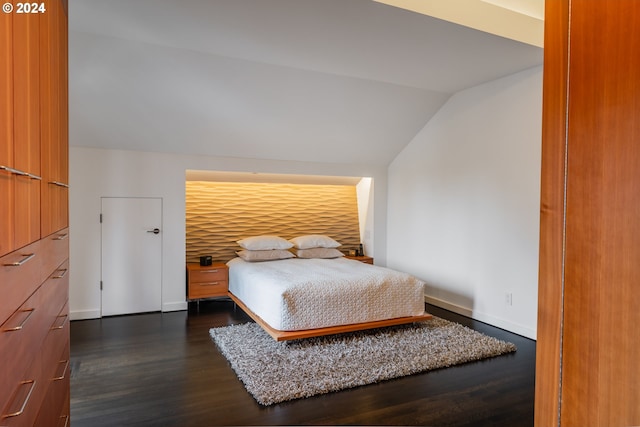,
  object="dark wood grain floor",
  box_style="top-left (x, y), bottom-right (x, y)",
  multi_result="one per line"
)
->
top-left (70, 301), bottom-right (535, 426)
